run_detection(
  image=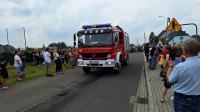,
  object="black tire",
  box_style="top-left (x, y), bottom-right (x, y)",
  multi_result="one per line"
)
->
top-left (83, 67), bottom-right (91, 73)
top-left (113, 69), bottom-right (120, 74)
top-left (113, 63), bottom-right (121, 74)
top-left (123, 59), bottom-right (128, 66)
